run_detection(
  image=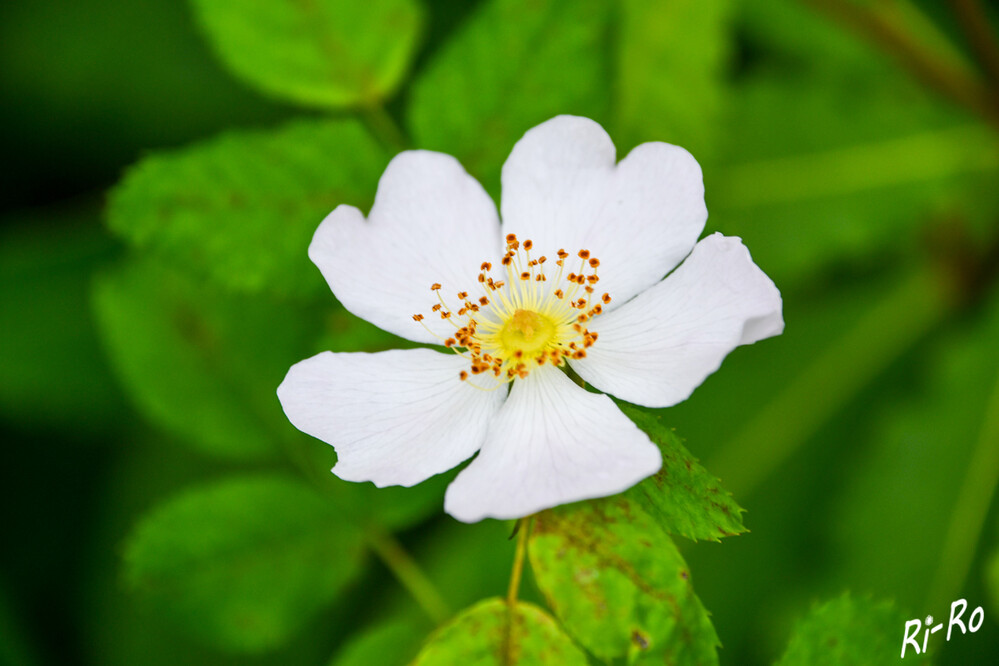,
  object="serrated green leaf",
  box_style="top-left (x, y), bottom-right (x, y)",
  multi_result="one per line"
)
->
top-left (328, 618), bottom-right (424, 666)
top-left (92, 256), bottom-right (319, 460)
top-left (124, 474), bottom-right (365, 654)
top-left (410, 598), bottom-right (588, 666)
top-left (529, 499), bottom-right (719, 664)
top-left (107, 118), bottom-right (389, 298)
top-left (614, 0), bottom-right (732, 158)
top-left (776, 595), bottom-right (924, 665)
top-left (407, 0), bottom-right (611, 195)
top-left (617, 402), bottom-right (746, 541)
top-left (189, 0), bottom-right (423, 108)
